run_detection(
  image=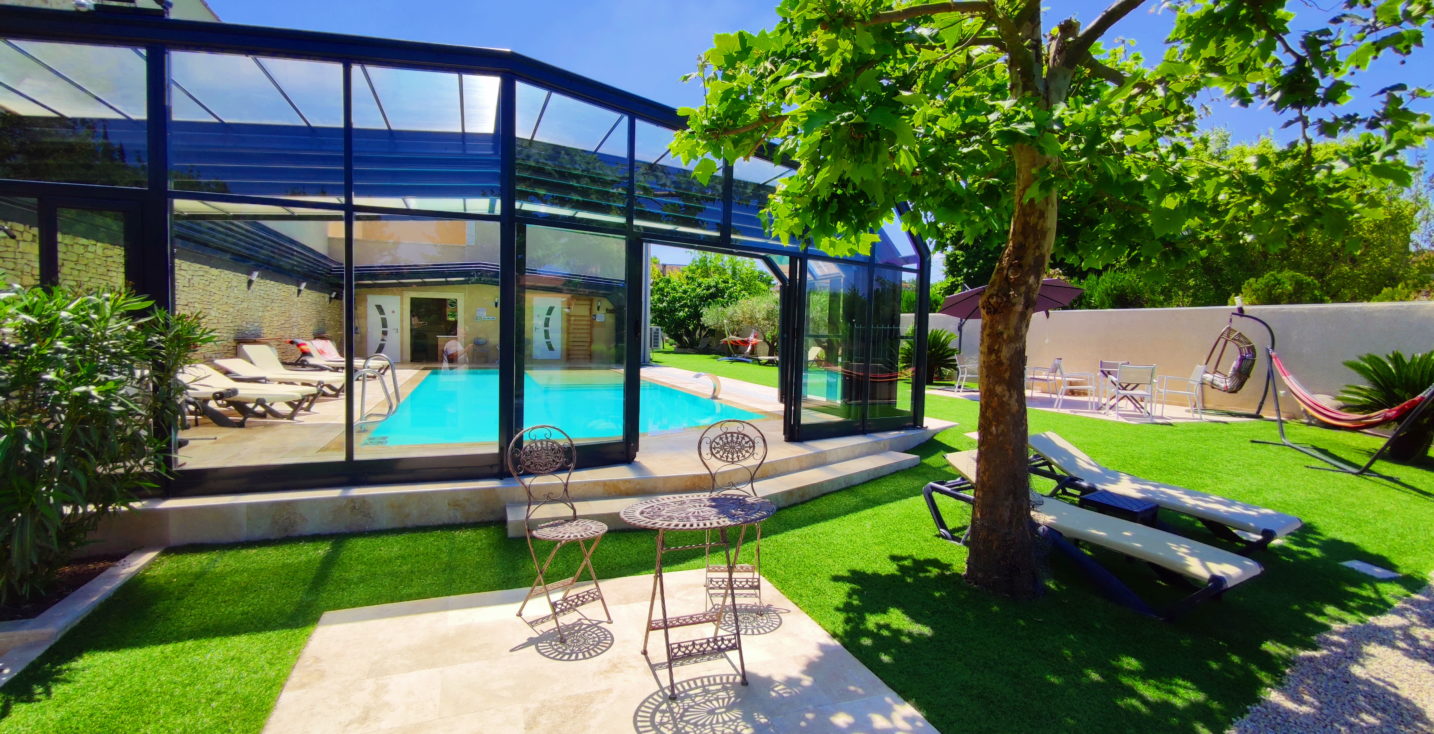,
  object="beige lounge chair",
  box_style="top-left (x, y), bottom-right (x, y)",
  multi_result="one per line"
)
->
top-left (924, 450), bottom-right (1263, 620)
top-left (1027, 432), bottom-right (1302, 552)
top-left (237, 344), bottom-right (346, 395)
top-left (182, 364), bottom-right (318, 423)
